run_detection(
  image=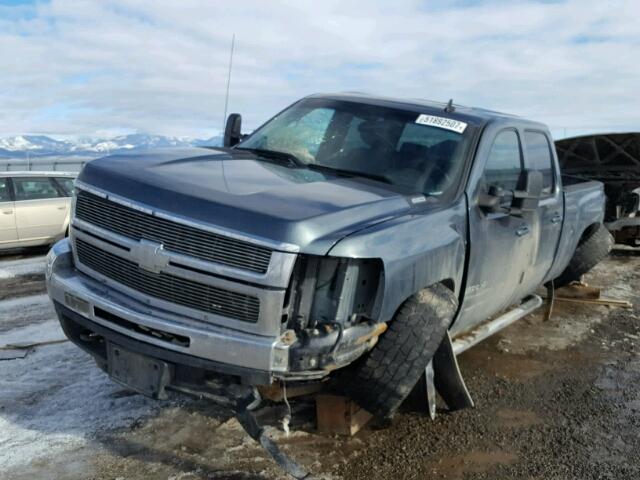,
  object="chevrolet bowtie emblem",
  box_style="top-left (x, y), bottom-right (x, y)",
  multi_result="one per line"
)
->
top-left (130, 239), bottom-right (169, 274)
